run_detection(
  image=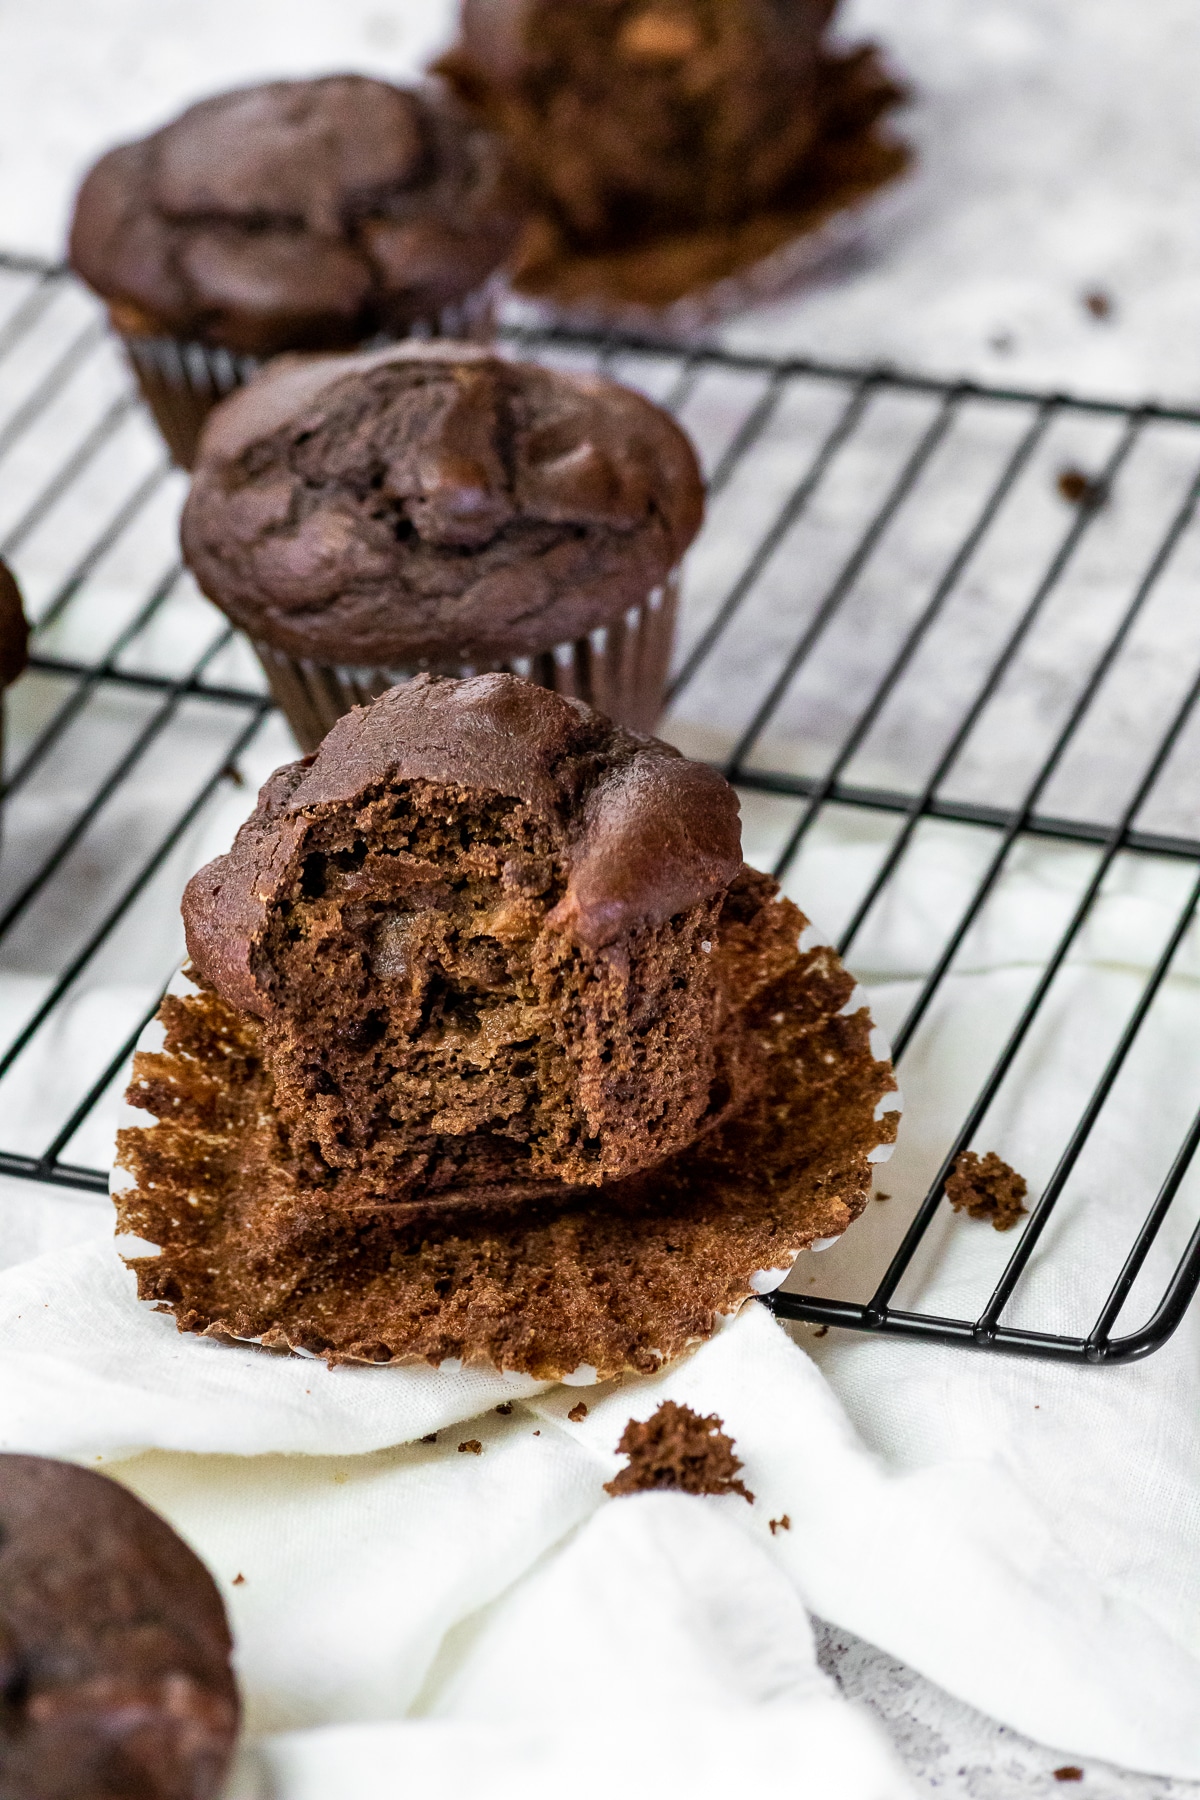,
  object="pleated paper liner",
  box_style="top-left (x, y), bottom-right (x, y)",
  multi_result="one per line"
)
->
top-left (112, 916), bottom-right (900, 1383)
top-left (119, 283), bottom-right (499, 471)
top-left (502, 100), bottom-right (910, 341)
top-left (254, 572), bottom-right (679, 755)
